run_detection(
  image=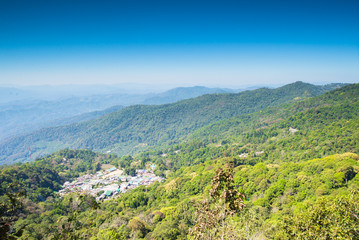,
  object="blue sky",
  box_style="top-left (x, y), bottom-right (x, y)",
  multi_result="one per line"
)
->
top-left (0, 0), bottom-right (358, 87)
